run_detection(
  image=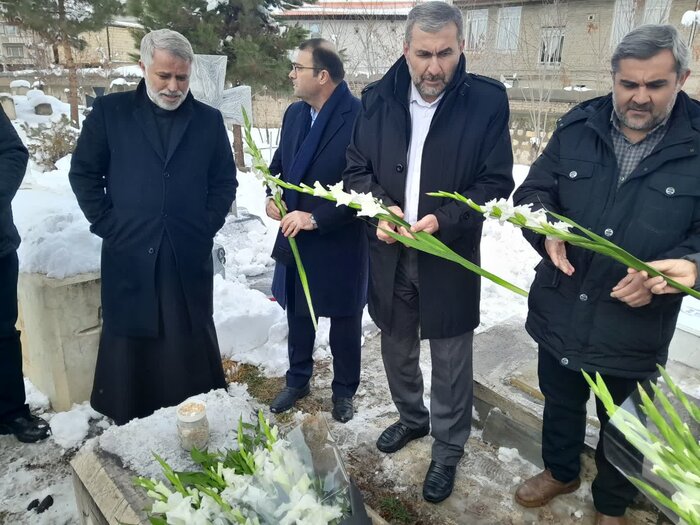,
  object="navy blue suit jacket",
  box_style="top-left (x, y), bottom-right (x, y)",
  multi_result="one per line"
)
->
top-left (270, 86), bottom-right (367, 317)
